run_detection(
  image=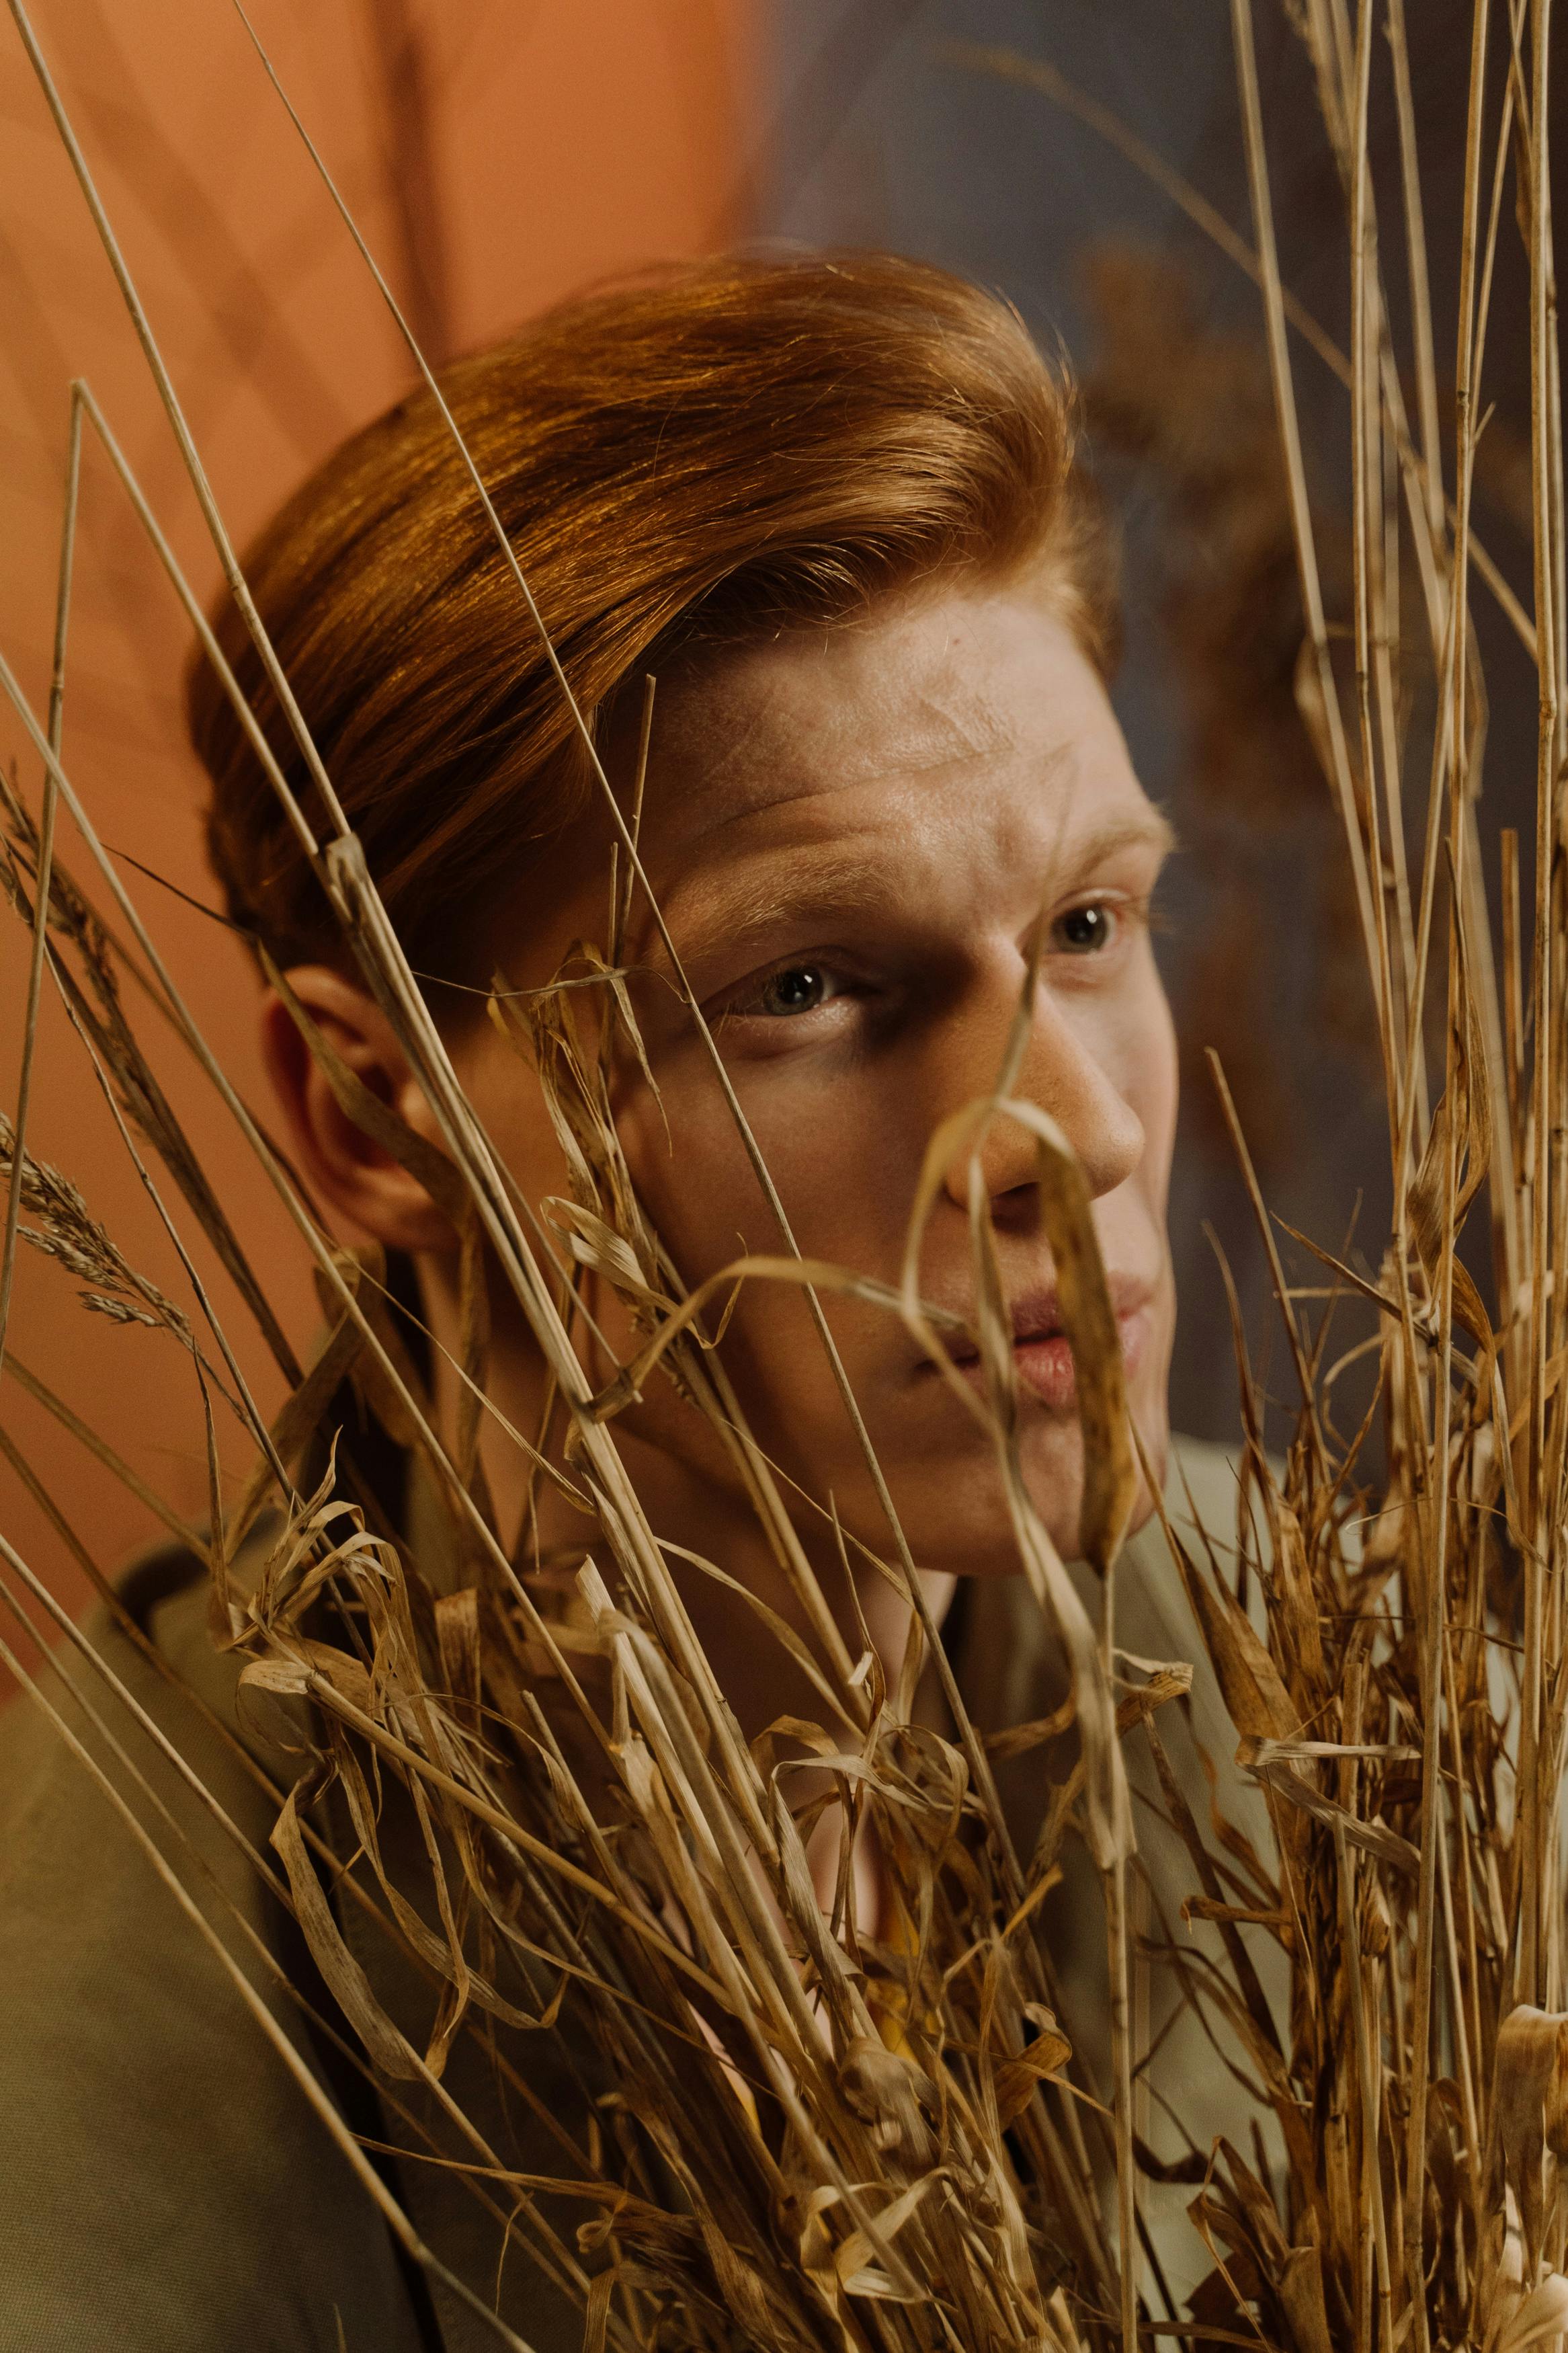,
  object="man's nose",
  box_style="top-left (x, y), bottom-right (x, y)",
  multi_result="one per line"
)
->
top-left (940, 981), bottom-right (1145, 1215)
